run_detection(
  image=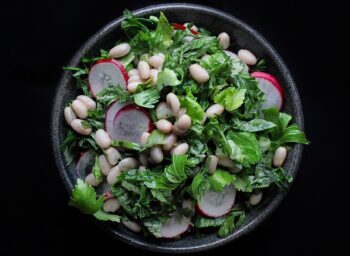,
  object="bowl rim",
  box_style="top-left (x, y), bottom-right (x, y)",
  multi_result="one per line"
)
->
top-left (51, 3), bottom-right (304, 253)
